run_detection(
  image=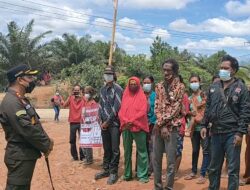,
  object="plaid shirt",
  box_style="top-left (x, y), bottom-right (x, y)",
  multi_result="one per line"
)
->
top-left (99, 83), bottom-right (123, 126)
top-left (155, 78), bottom-right (185, 130)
